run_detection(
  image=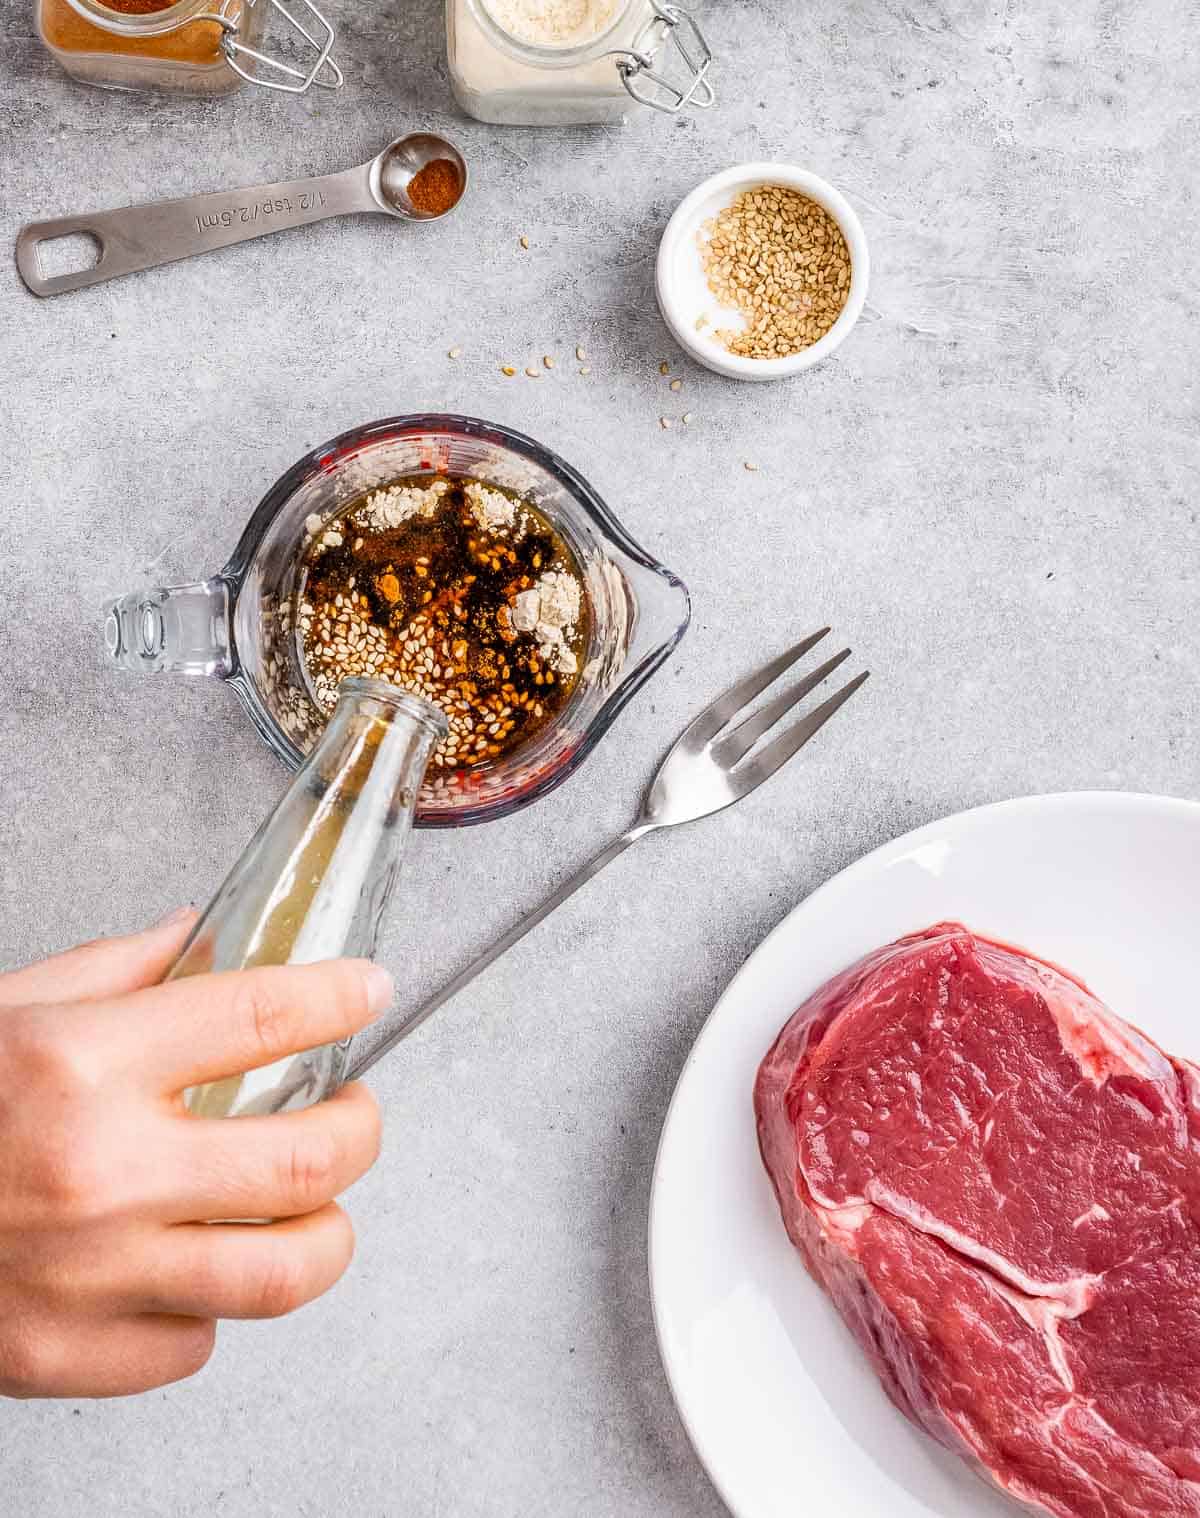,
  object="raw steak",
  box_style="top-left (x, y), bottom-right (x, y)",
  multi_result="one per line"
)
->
top-left (754, 923), bottom-right (1200, 1518)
